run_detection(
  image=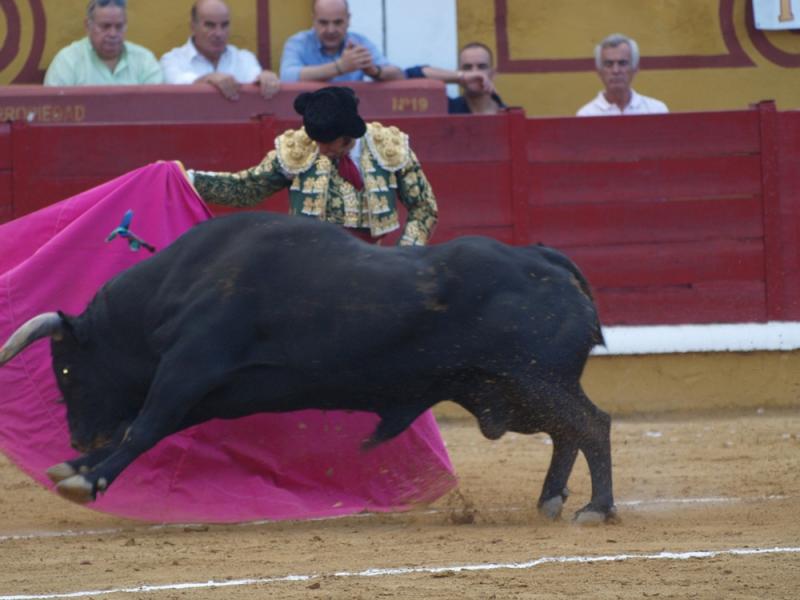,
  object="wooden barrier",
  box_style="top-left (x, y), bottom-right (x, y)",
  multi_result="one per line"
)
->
top-left (0, 80), bottom-right (448, 123)
top-left (0, 123), bottom-right (11, 223)
top-left (525, 106), bottom-right (769, 325)
top-left (1, 100), bottom-right (798, 327)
